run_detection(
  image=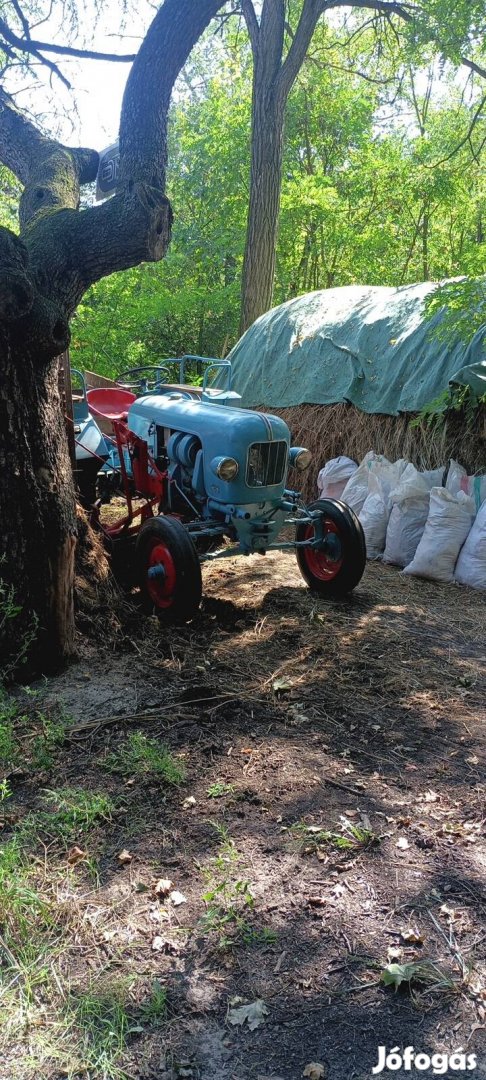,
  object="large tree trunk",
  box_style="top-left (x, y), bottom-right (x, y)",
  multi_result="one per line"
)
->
top-left (0, 0), bottom-right (227, 676)
top-left (0, 342), bottom-right (77, 672)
